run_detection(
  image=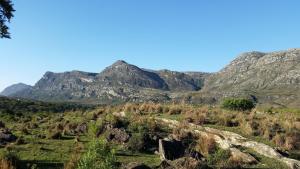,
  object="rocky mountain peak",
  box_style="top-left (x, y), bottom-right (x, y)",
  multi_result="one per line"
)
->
top-left (113, 60), bottom-right (128, 65)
